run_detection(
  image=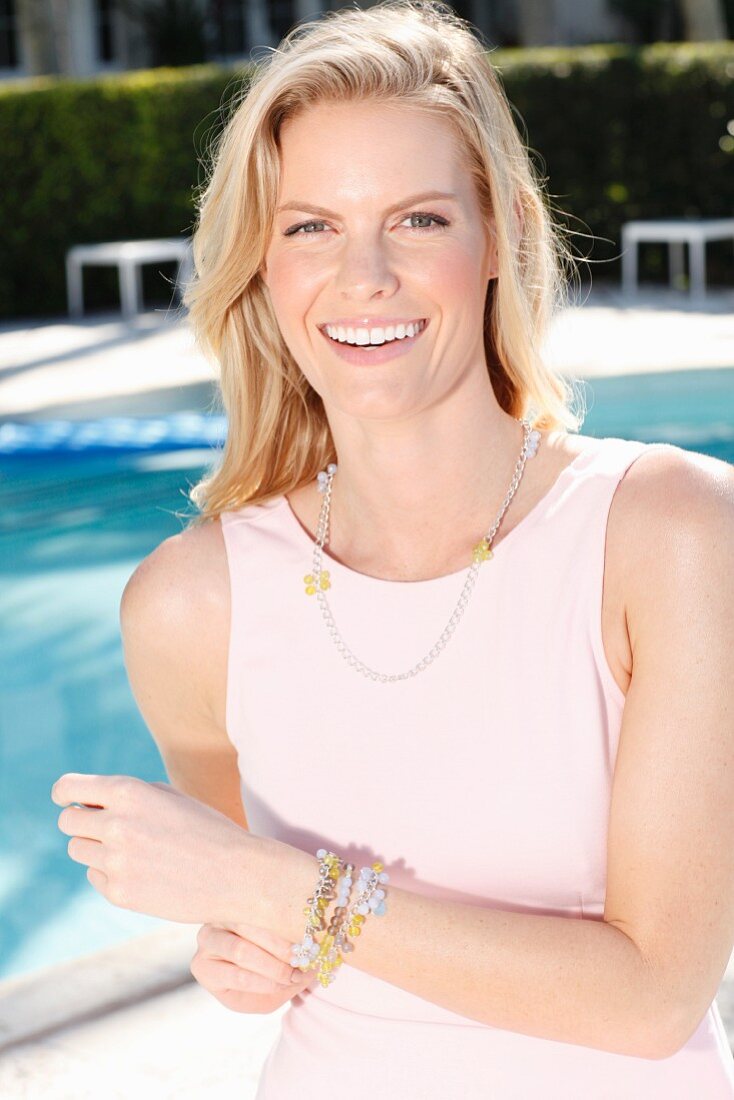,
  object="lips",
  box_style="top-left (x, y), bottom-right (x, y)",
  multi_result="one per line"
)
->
top-left (317, 317), bottom-right (429, 365)
top-left (321, 318), bottom-right (428, 347)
